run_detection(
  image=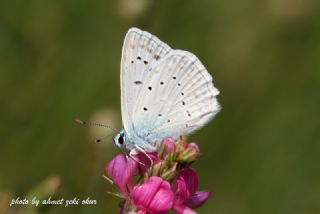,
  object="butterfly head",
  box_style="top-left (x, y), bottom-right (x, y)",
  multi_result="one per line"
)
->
top-left (113, 129), bottom-right (126, 148)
